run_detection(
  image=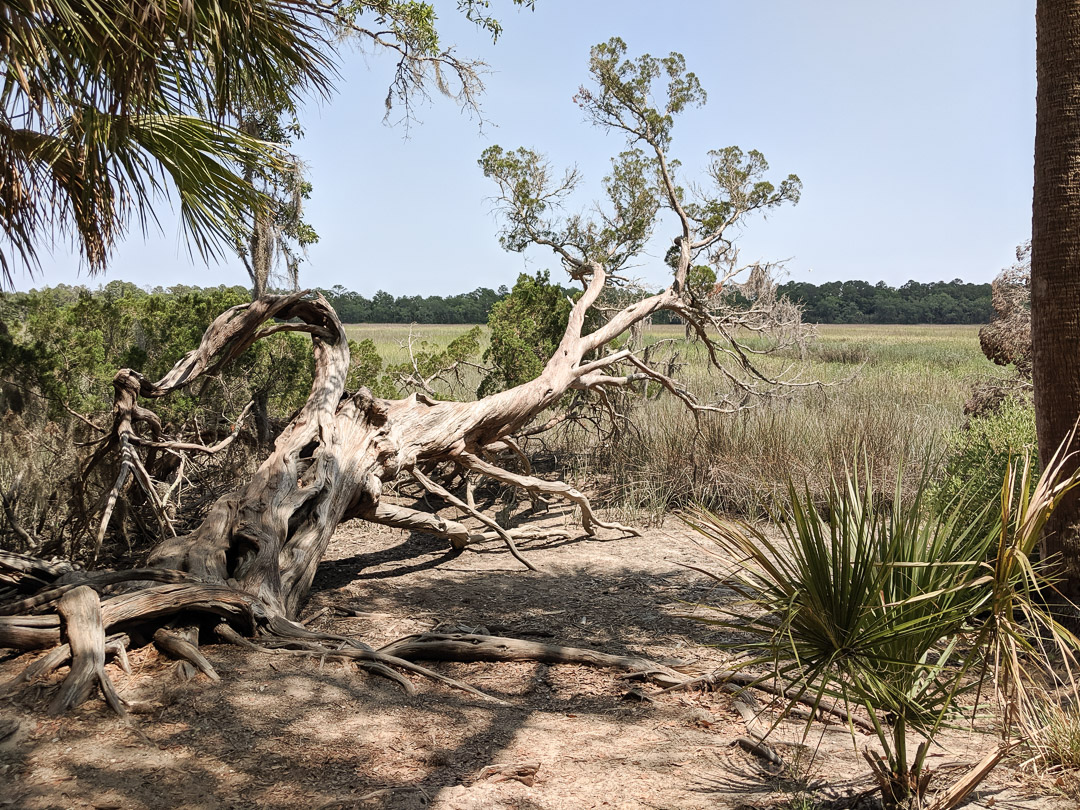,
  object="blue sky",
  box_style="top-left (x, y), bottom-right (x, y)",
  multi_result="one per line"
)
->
top-left (19, 1), bottom-right (1036, 295)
